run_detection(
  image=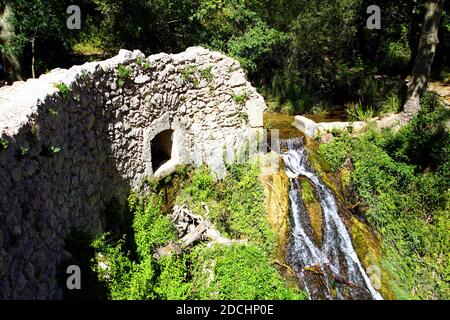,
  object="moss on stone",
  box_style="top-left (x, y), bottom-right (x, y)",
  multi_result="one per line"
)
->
top-left (259, 157), bottom-right (290, 261)
top-left (347, 215), bottom-right (396, 300)
top-left (300, 178), bottom-right (323, 246)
